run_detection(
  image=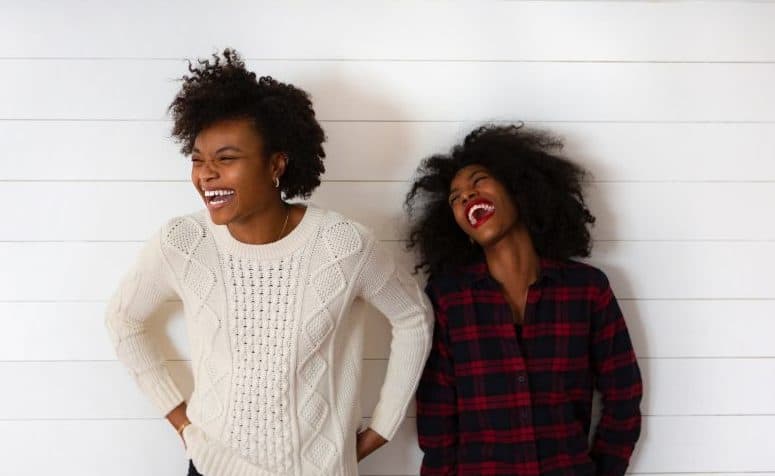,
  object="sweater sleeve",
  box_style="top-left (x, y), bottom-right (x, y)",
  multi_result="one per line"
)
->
top-left (357, 237), bottom-right (433, 440)
top-left (104, 229), bottom-right (185, 416)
